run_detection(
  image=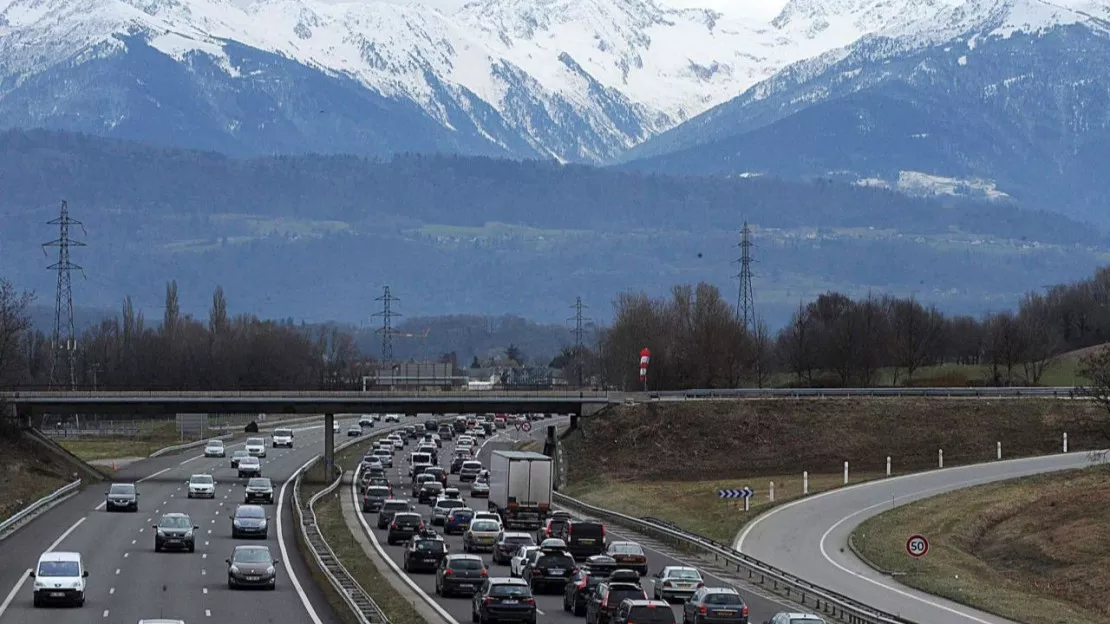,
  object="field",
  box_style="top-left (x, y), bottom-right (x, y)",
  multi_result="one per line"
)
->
top-left (853, 465), bottom-right (1110, 624)
top-left (0, 431), bottom-right (73, 523)
top-left (561, 398), bottom-right (1105, 544)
